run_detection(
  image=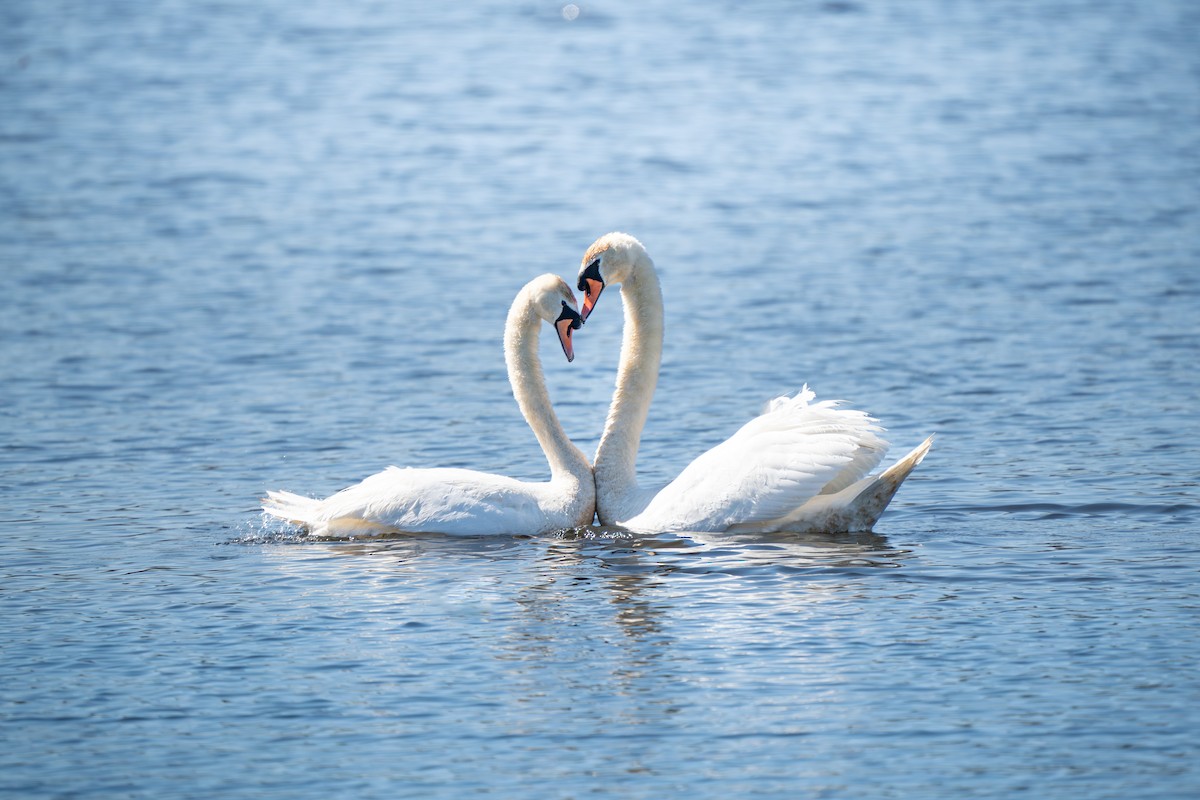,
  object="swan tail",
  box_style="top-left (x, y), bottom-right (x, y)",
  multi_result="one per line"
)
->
top-left (262, 490), bottom-right (322, 526)
top-left (722, 435), bottom-right (933, 535)
top-left (841, 435), bottom-right (934, 530)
